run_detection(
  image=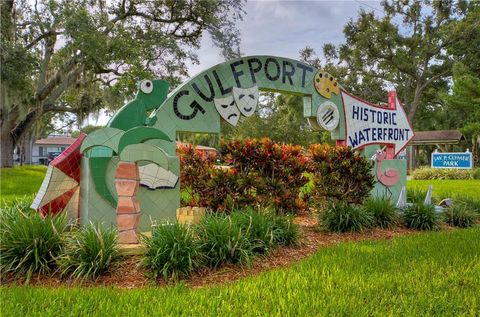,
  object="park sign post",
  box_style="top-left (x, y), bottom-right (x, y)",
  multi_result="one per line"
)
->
top-left (431, 150), bottom-right (473, 169)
